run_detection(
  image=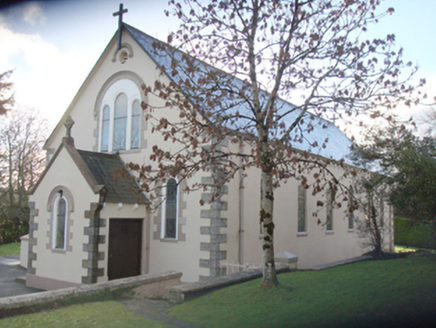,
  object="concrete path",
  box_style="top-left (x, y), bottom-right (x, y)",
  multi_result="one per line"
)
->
top-left (0, 257), bottom-right (197, 326)
top-left (119, 298), bottom-right (202, 328)
top-left (310, 255), bottom-right (372, 270)
top-left (0, 255), bottom-right (41, 299)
